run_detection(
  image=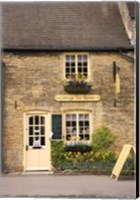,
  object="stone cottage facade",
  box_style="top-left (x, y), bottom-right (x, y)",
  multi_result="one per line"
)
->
top-left (1, 2), bottom-right (136, 172)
